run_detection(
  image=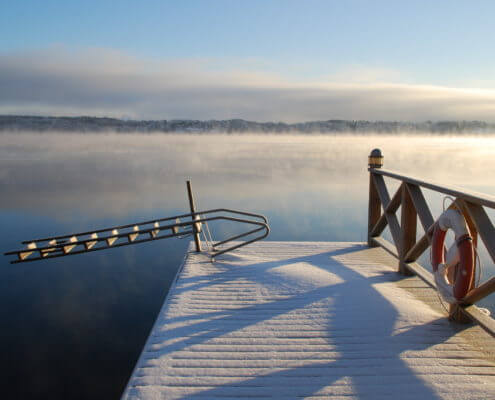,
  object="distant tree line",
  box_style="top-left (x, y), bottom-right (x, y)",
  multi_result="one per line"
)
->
top-left (0, 115), bottom-right (494, 134)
